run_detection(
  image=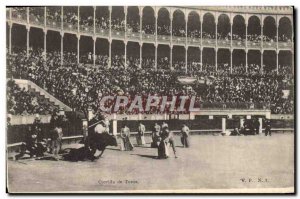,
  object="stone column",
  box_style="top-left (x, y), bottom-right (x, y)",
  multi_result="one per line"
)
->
top-left (200, 19), bottom-right (203, 46)
top-left (140, 42), bottom-right (142, 68)
top-left (261, 21), bottom-right (264, 49)
top-left (245, 21), bottom-right (248, 48)
top-left (155, 8), bottom-right (158, 44)
top-left (60, 32), bottom-right (64, 65)
top-left (170, 16), bottom-right (173, 48)
top-left (139, 7), bottom-right (142, 43)
top-left (77, 34), bottom-right (80, 64)
top-left (155, 43), bottom-right (158, 69)
top-left (276, 20), bottom-right (279, 50)
top-left (124, 6), bottom-right (127, 41)
top-left (200, 47), bottom-right (202, 71)
top-left (93, 6), bottom-right (96, 34)
top-left (124, 41), bottom-right (127, 68)
top-left (108, 39), bottom-right (111, 67)
top-left (9, 7), bottom-right (12, 20)
top-left (44, 6), bottom-right (47, 27)
top-left (230, 48), bottom-right (233, 73)
top-left (43, 29), bottom-right (47, 60)
top-left (222, 117), bottom-right (226, 133)
top-left (185, 46), bottom-right (188, 74)
top-left (245, 49), bottom-right (248, 73)
top-left (259, 118), bottom-right (263, 134)
top-left (170, 45), bottom-right (173, 68)
top-left (215, 15), bottom-right (218, 47)
top-left (27, 7), bottom-right (29, 23)
top-left (78, 6), bottom-right (80, 32)
top-left (93, 36), bottom-right (96, 66)
top-left (26, 26), bottom-right (30, 57)
top-left (8, 22), bottom-right (12, 55)
top-left (93, 7), bottom-right (96, 66)
top-left (109, 6), bottom-right (112, 44)
top-left (230, 22), bottom-right (233, 47)
top-left (61, 6), bottom-right (64, 31)
top-left (261, 50), bottom-right (263, 73)
top-left (185, 12), bottom-right (188, 47)
top-left (276, 50), bottom-right (279, 74)
top-left (215, 48), bottom-right (218, 71)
